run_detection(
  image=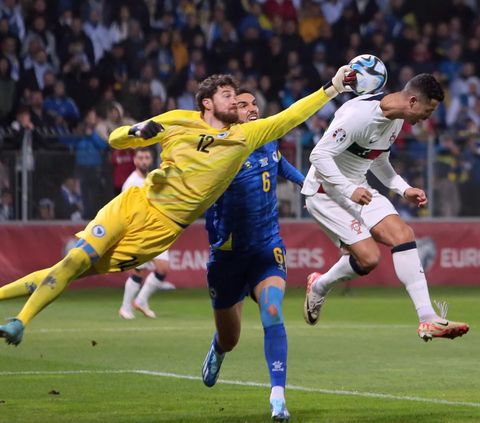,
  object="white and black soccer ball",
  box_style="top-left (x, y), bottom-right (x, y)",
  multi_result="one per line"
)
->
top-left (349, 54), bottom-right (388, 96)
